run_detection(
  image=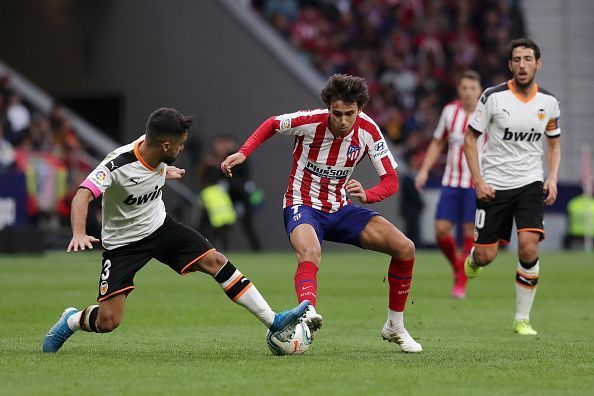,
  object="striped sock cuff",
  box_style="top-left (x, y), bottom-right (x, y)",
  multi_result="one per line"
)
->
top-left (79, 305), bottom-right (100, 333)
top-left (214, 261), bottom-right (237, 284)
top-left (215, 261), bottom-right (253, 302)
top-left (516, 259), bottom-right (540, 288)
